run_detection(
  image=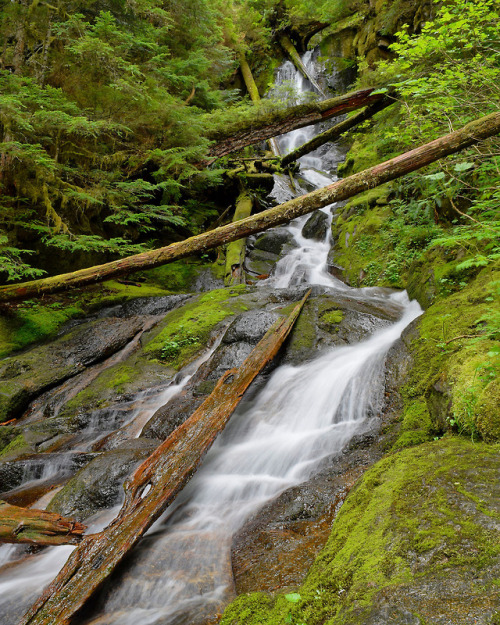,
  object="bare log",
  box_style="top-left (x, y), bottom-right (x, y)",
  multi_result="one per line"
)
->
top-left (225, 190), bottom-right (253, 285)
top-left (0, 500), bottom-right (86, 546)
top-left (1, 111), bottom-right (499, 304)
top-left (20, 291), bottom-right (310, 625)
top-left (206, 87), bottom-right (386, 160)
top-left (281, 98), bottom-right (394, 167)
